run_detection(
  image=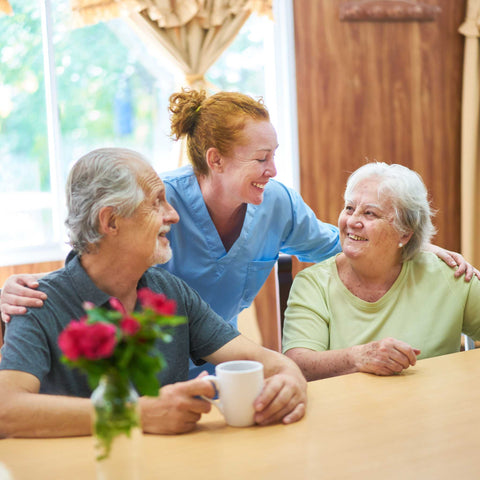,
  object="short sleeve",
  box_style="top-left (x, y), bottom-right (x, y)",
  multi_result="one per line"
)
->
top-left (282, 267), bottom-right (331, 353)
